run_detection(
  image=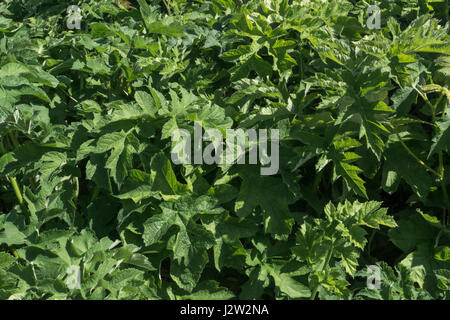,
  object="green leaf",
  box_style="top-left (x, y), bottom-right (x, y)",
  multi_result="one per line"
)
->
top-left (334, 160), bottom-right (368, 199)
top-left (179, 280), bottom-right (235, 300)
top-left (146, 22), bottom-right (184, 37)
top-left (170, 249), bottom-right (208, 293)
top-left (428, 113), bottom-right (450, 158)
top-left (383, 143), bottom-right (432, 198)
top-left (434, 246), bottom-right (450, 262)
top-left (0, 222), bottom-right (28, 246)
top-left (161, 117), bottom-right (178, 140)
top-left (0, 252), bottom-right (16, 268)
top-left (239, 267), bottom-right (268, 300)
top-left (346, 225), bottom-right (367, 249)
top-left (234, 166), bottom-right (295, 238)
top-left (115, 169), bottom-right (156, 202)
top-left (270, 270), bottom-right (311, 298)
top-left (143, 211), bottom-right (177, 246)
top-left (336, 244), bottom-right (359, 276)
top-left (135, 90), bottom-right (157, 116)
top-left (150, 153), bottom-right (190, 196)
top-left (389, 215), bottom-right (435, 252)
